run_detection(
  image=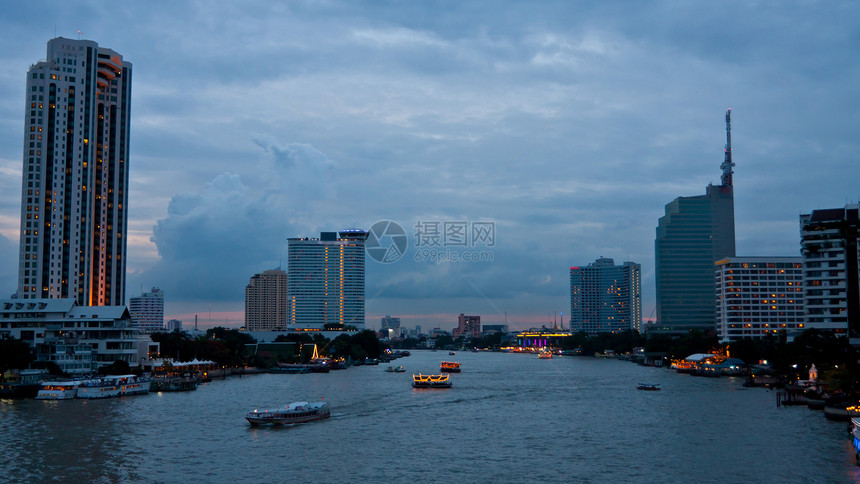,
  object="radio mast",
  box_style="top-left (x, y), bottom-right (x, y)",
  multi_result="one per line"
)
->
top-left (720, 108), bottom-right (734, 187)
